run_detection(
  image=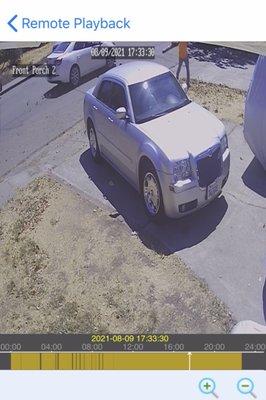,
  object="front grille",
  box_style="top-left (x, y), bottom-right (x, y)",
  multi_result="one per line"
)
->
top-left (197, 145), bottom-right (221, 187)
